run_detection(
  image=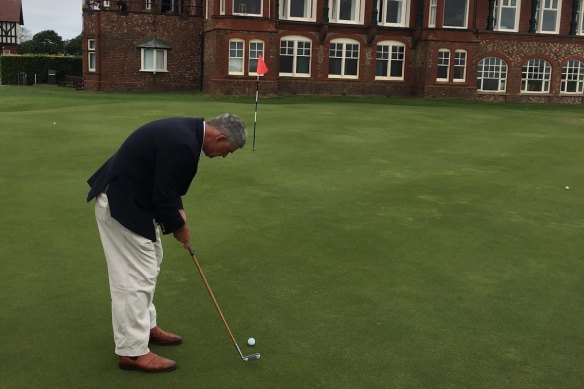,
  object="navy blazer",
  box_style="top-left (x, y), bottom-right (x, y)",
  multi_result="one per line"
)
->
top-left (87, 117), bottom-right (205, 241)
